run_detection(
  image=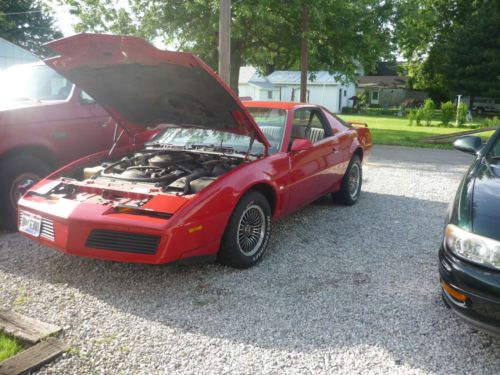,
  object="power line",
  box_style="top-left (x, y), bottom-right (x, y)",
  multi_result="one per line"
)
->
top-left (1, 10), bottom-right (44, 16)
